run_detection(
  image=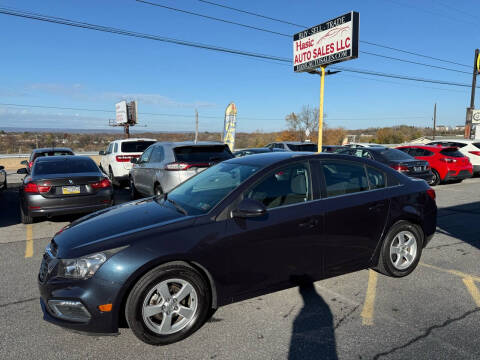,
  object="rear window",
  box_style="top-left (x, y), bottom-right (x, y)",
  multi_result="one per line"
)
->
top-left (473, 143), bottom-right (480, 149)
top-left (121, 141), bottom-right (156, 153)
top-left (33, 150), bottom-right (73, 160)
top-left (34, 159), bottom-right (98, 175)
top-left (287, 143), bottom-right (318, 152)
top-left (378, 148), bottom-right (413, 161)
top-left (174, 145), bottom-right (233, 163)
top-left (440, 148), bottom-right (464, 158)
